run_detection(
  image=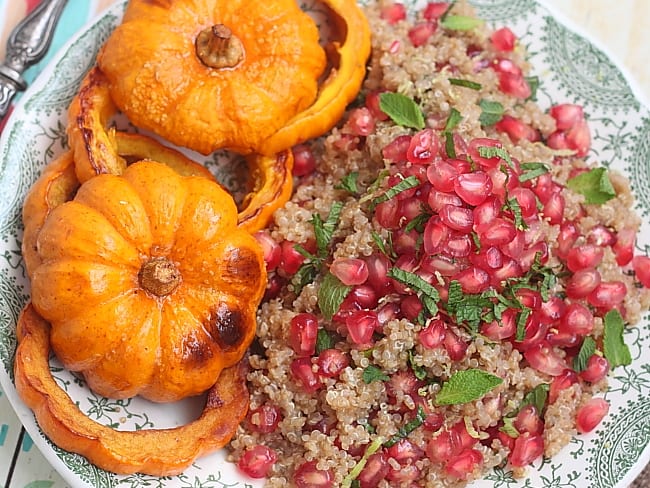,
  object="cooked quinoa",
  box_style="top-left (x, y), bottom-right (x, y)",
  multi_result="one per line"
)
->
top-left (228, 2), bottom-right (650, 486)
